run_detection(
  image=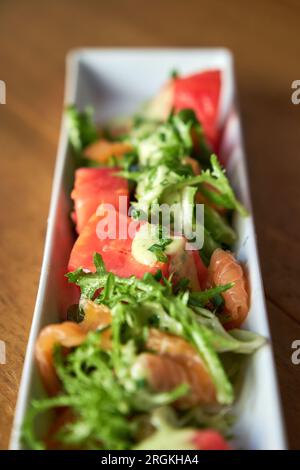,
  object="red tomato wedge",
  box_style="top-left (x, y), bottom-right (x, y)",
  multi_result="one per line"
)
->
top-left (68, 208), bottom-right (207, 290)
top-left (168, 243), bottom-right (207, 291)
top-left (68, 212), bottom-right (168, 278)
top-left (71, 167), bottom-right (129, 233)
top-left (174, 70), bottom-right (221, 150)
top-left (192, 250), bottom-right (208, 289)
top-left (192, 429), bottom-right (231, 450)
